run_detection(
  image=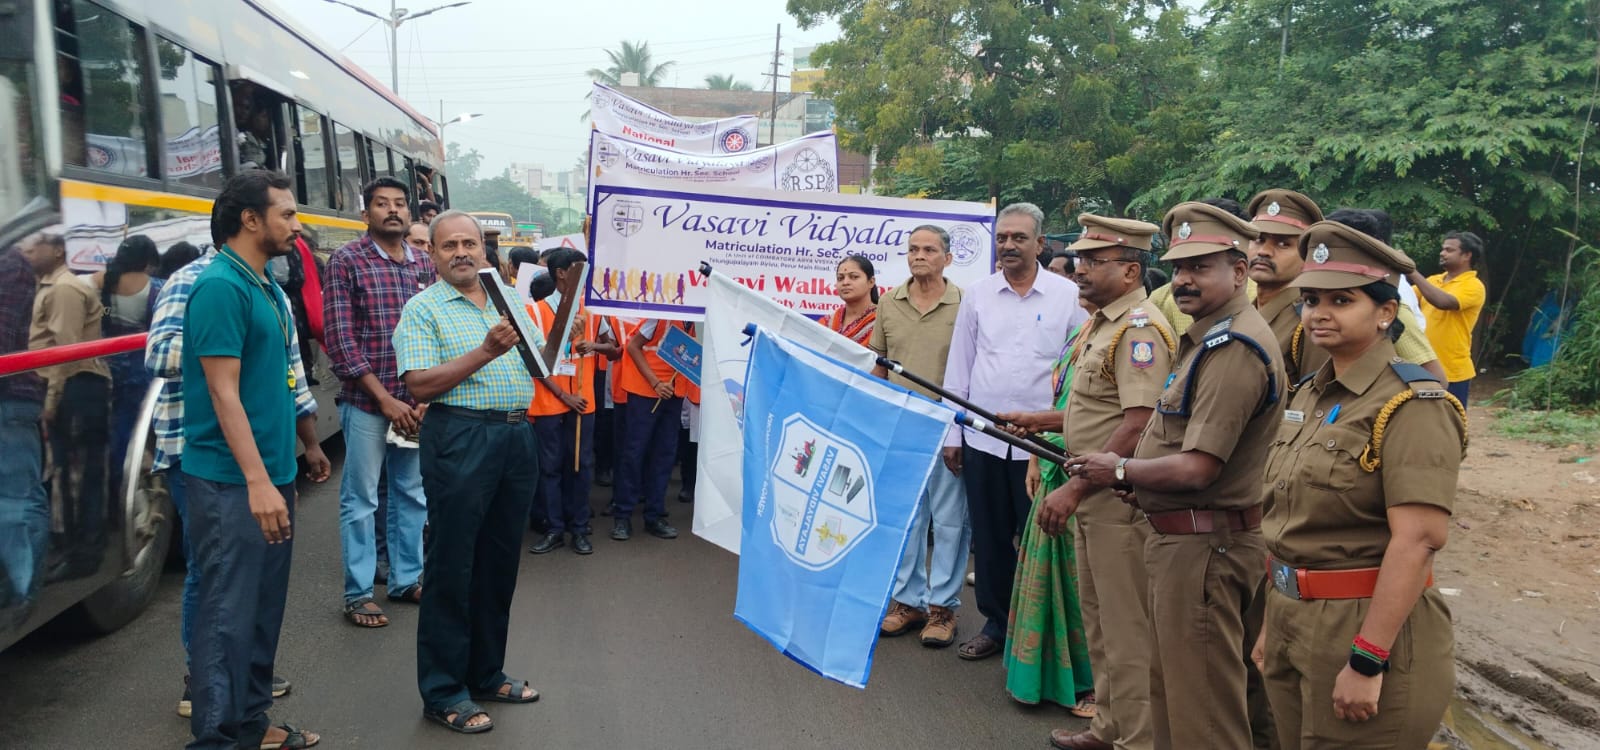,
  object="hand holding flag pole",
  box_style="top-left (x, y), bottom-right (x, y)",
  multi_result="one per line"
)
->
top-left (954, 413), bottom-right (1069, 466)
top-left (877, 356), bottom-right (1066, 457)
